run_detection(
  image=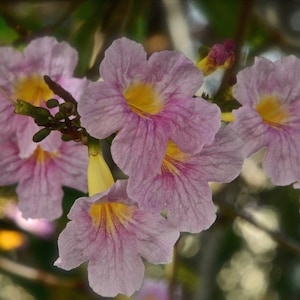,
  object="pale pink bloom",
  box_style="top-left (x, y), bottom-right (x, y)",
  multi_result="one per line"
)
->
top-left (3, 203), bottom-right (55, 238)
top-left (0, 36), bottom-right (89, 158)
top-left (78, 37), bottom-right (221, 178)
top-left (128, 127), bottom-right (244, 233)
top-left (134, 279), bottom-right (169, 300)
top-left (231, 55), bottom-right (300, 187)
top-left (0, 136), bottom-right (87, 220)
top-left (55, 180), bottom-right (179, 297)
